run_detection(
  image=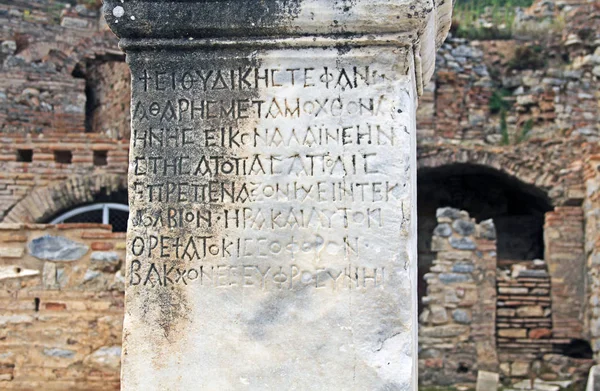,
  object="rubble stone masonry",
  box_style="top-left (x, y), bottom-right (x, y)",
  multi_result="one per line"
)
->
top-left (0, 223), bottom-right (124, 390)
